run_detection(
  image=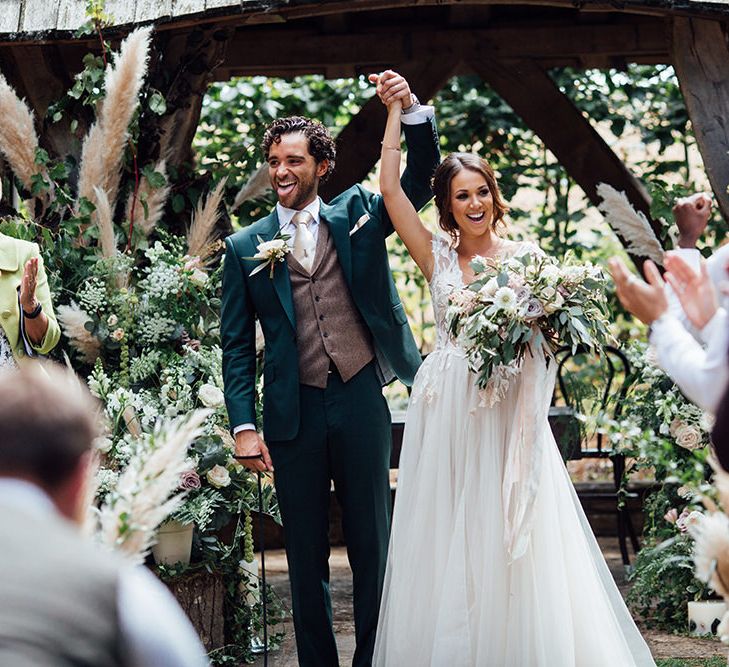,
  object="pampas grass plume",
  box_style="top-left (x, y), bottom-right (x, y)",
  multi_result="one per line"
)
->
top-left (690, 511), bottom-right (729, 597)
top-left (56, 302), bottom-right (102, 363)
top-left (97, 409), bottom-right (210, 565)
top-left (0, 72), bottom-right (40, 191)
top-left (232, 163), bottom-right (270, 211)
top-left (187, 177), bottom-right (227, 260)
top-left (93, 186), bottom-right (117, 259)
top-left (77, 27), bottom-right (152, 214)
top-left (126, 159), bottom-right (170, 237)
top-left (596, 183), bottom-right (664, 265)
